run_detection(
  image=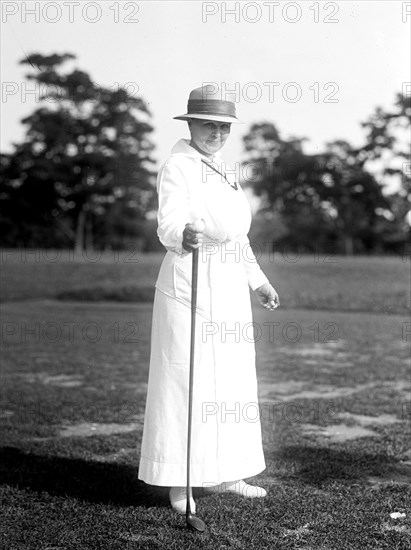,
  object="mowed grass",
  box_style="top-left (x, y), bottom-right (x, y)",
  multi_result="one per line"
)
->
top-left (0, 249), bottom-right (409, 314)
top-left (0, 251), bottom-right (410, 549)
